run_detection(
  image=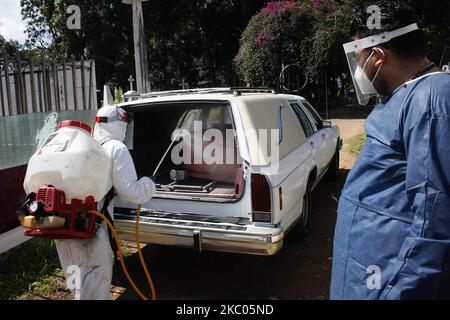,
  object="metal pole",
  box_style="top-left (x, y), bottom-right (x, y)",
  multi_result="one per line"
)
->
top-left (36, 64), bottom-right (43, 112)
top-left (13, 73), bottom-right (21, 115)
top-left (52, 52), bottom-right (60, 111)
top-left (40, 51), bottom-right (49, 112)
top-left (0, 69), bottom-right (4, 116)
top-left (91, 60), bottom-right (97, 110)
top-left (29, 57), bottom-right (37, 113)
top-left (72, 57), bottom-right (78, 110)
top-left (325, 71), bottom-right (329, 120)
top-left (15, 47), bottom-right (26, 114)
top-left (3, 48), bottom-right (12, 115)
top-left (62, 56), bottom-right (68, 110)
top-left (80, 56), bottom-right (86, 110)
top-left (45, 55), bottom-right (53, 111)
top-left (88, 60), bottom-right (93, 110)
